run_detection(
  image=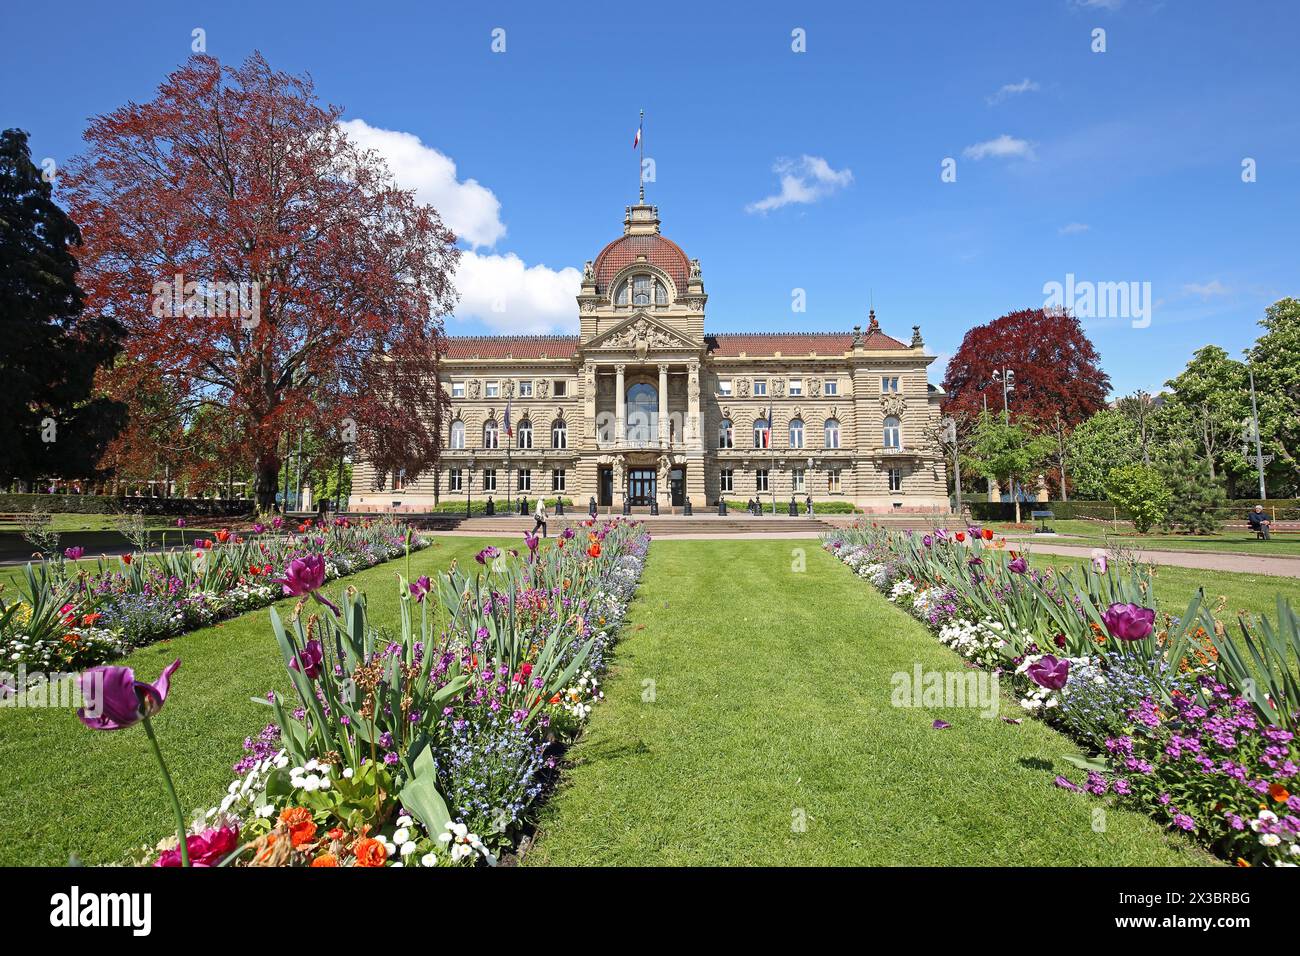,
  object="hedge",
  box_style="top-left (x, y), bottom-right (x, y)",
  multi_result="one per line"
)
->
top-left (965, 498), bottom-right (1300, 523)
top-left (0, 493), bottom-right (253, 517)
